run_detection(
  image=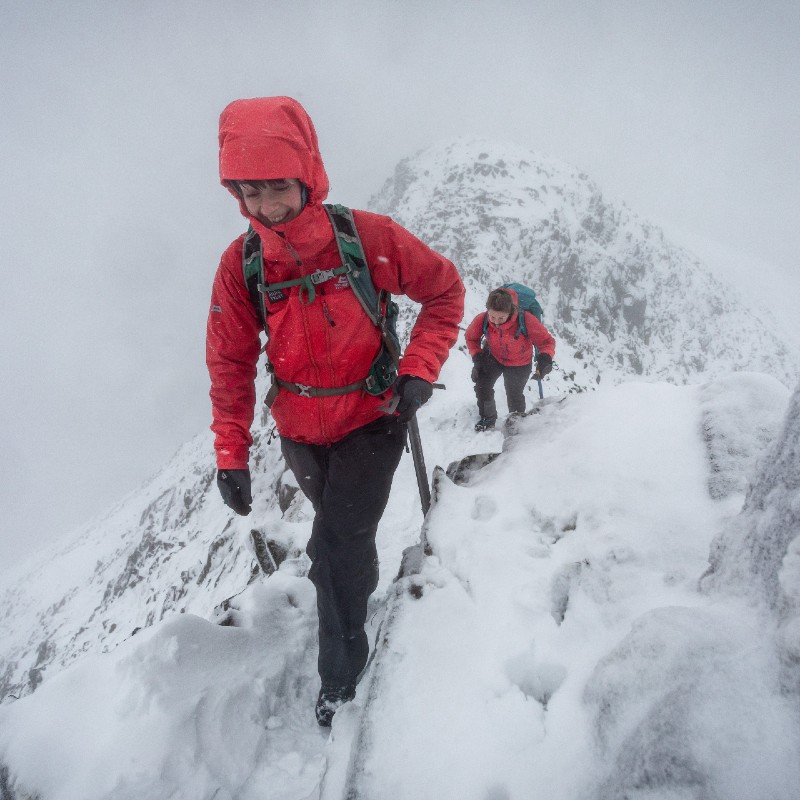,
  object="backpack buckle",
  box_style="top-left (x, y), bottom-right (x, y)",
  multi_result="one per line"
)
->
top-left (296, 383), bottom-right (313, 397)
top-left (310, 269), bottom-right (336, 285)
top-left (378, 395), bottom-right (400, 415)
